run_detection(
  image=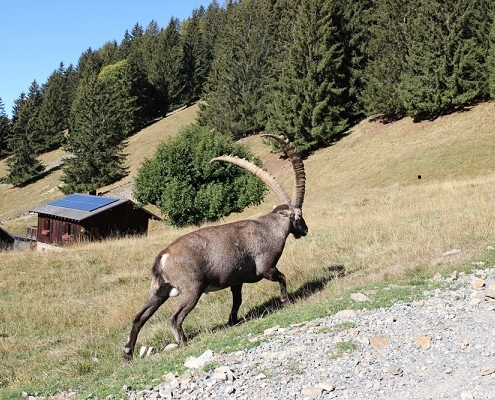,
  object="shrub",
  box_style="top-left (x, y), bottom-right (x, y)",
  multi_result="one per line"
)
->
top-left (133, 124), bottom-right (267, 227)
